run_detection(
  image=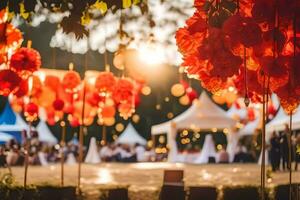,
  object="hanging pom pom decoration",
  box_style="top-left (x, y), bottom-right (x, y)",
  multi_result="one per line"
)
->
top-left (24, 102), bottom-right (39, 122)
top-left (9, 47), bottom-right (41, 78)
top-left (14, 79), bottom-right (29, 98)
top-left (95, 72), bottom-right (116, 95)
top-left (0, 69), bottom-right (21, 96)
top-left (113, 78), bottom-right (135, 104)
top-left (53, 99), bottom-right (65, 111)
top-left (0, 23), bottom-right (23, 52)
top-left (62, 71), bottom-right (81, 93)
